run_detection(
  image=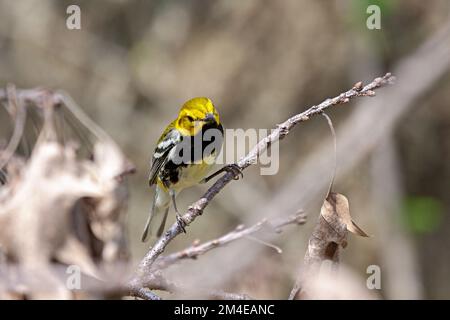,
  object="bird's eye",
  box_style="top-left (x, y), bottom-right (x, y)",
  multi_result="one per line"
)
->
top-left (186, 116), bottom-right (194, 122)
